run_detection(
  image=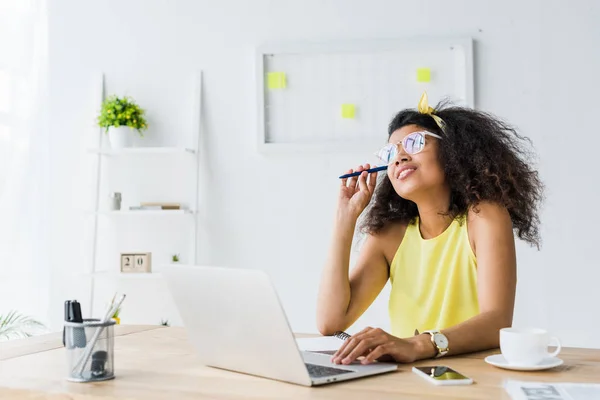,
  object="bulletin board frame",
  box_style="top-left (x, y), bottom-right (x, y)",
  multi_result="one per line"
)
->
top-left (256, 37), bottom-right (474, 153)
